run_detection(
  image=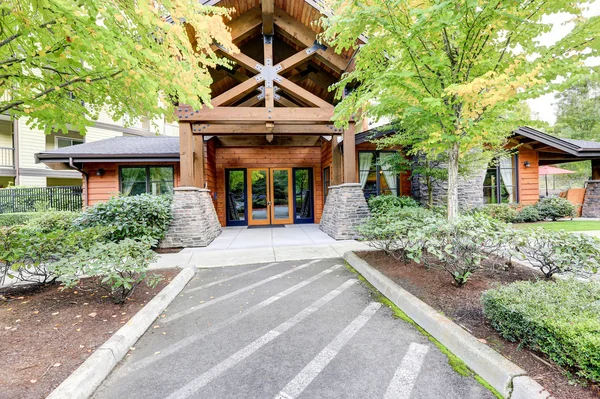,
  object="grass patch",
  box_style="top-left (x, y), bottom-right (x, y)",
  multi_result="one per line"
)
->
top-left (513, 220), bottom-right (600, 232)
top-left (344, 262), bottom-right (503, 399)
